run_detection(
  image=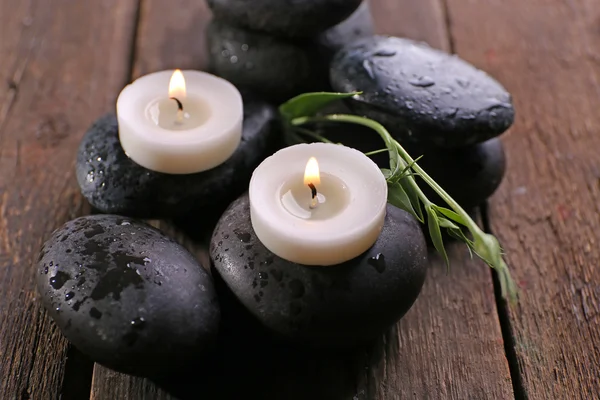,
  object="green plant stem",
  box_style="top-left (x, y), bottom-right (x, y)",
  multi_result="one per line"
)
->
top-left (294, 127), bottom-right (334, 144)
top-left (363, 148), bottom-right (389, 157)
top-left (291, 113), bottom-right (517, 302)
top-left (292, 114), bottom-right (476, 229)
